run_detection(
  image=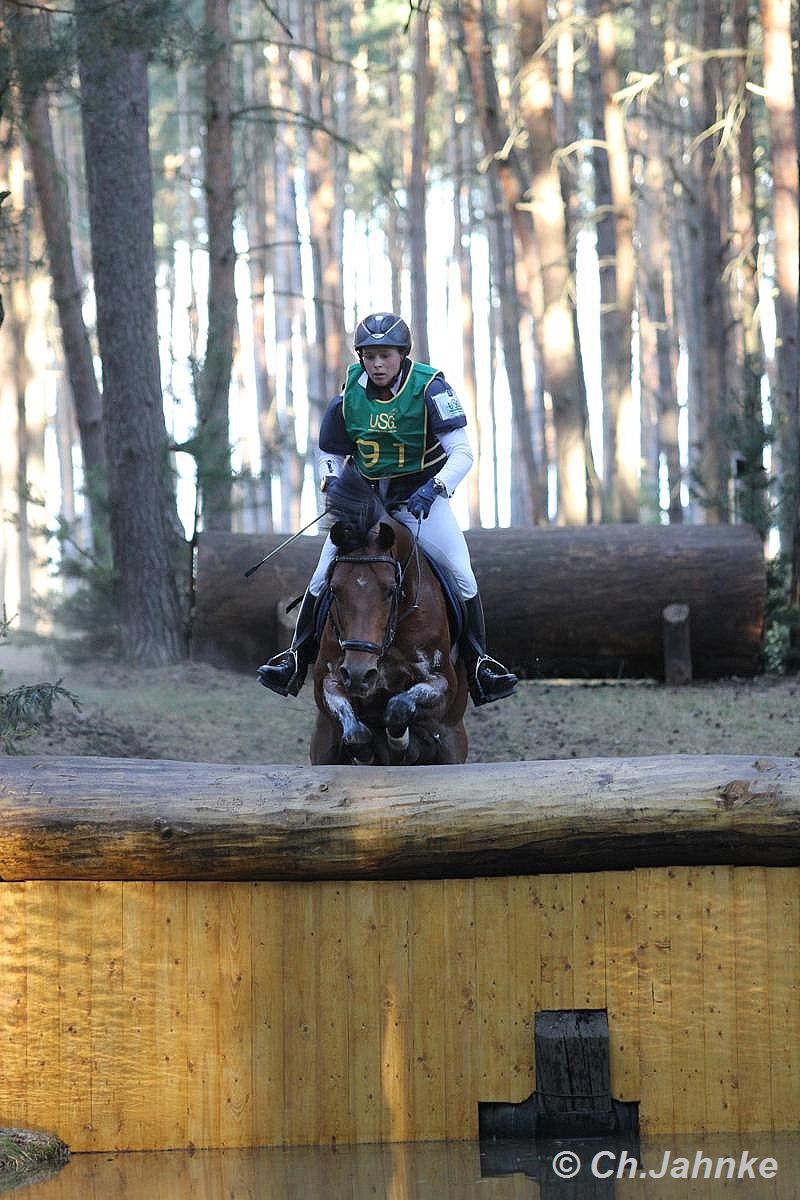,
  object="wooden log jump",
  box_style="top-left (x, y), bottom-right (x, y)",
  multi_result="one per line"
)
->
top-left (2, 753), bottom-right (798, 881)
top-left (192, 524), bottom-right (766, 679)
